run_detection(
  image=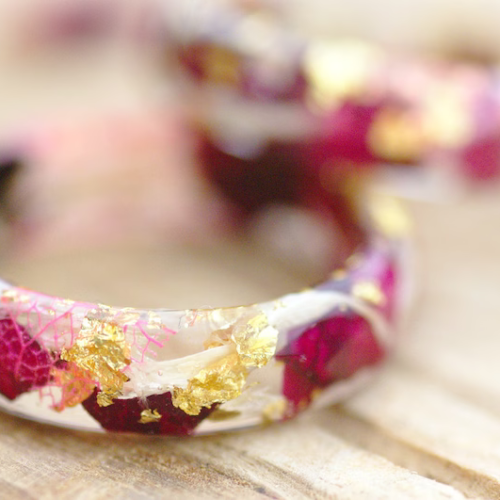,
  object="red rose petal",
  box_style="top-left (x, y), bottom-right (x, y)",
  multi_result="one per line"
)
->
top-left (82, 389), bottom-right (216, 436)
top-left (278, 313), bottom-right (384, 411)
top-left (0, 318), bottom-right (53, 400)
